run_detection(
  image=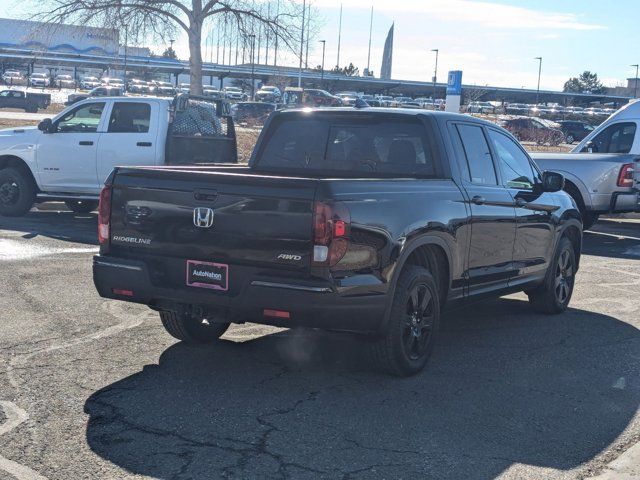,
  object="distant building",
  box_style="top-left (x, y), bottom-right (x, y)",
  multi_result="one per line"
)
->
top-left (0, 17), bottom-right (118, 56)
top-left (380, 23), bottom-right (394, 80)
